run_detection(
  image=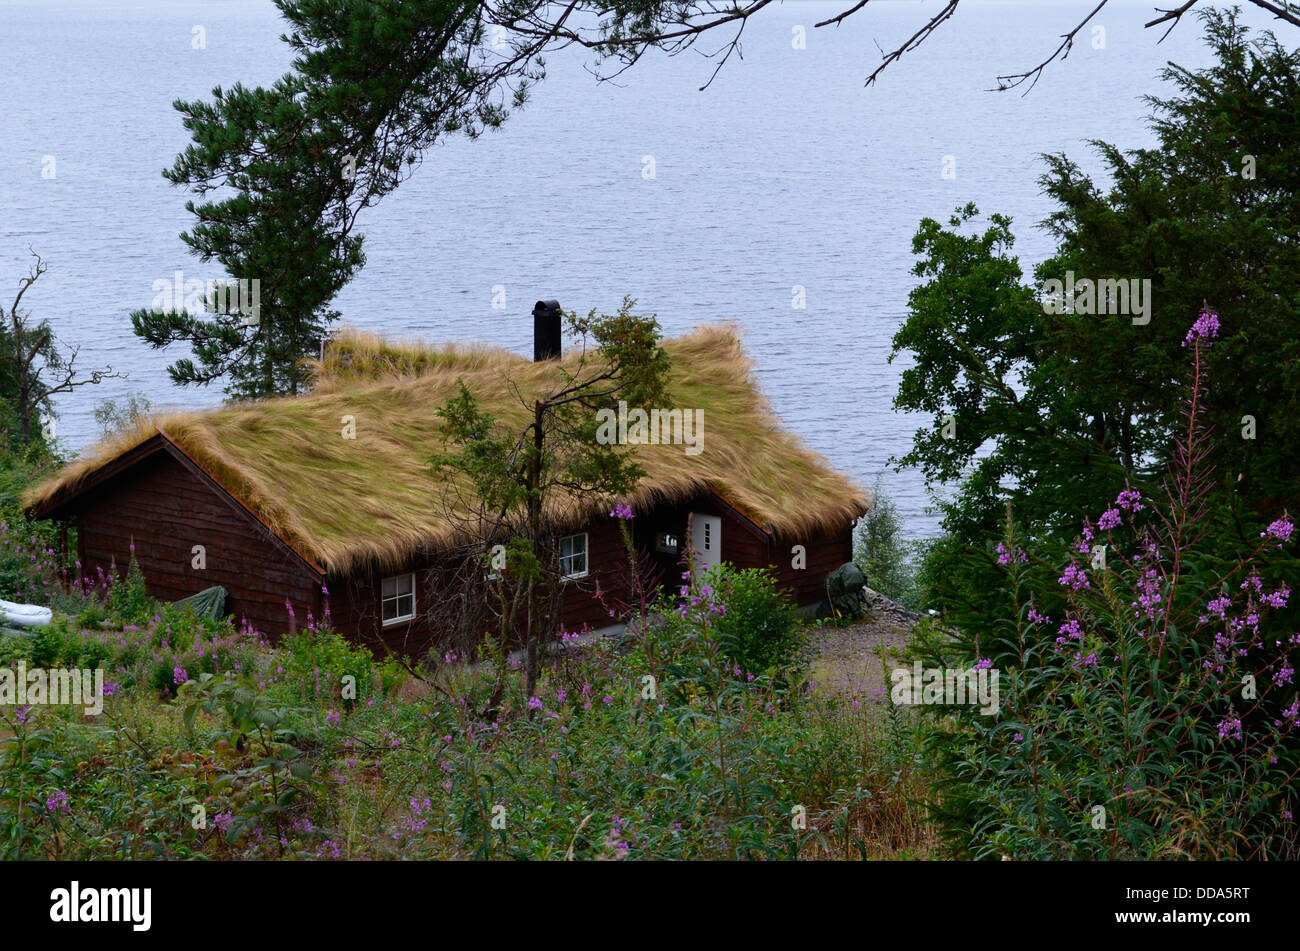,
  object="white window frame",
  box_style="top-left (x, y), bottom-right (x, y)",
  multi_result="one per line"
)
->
top-left (559, 533), bottom-right (589, 581)
top-left (381, 572), bottom-right (416, 625)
